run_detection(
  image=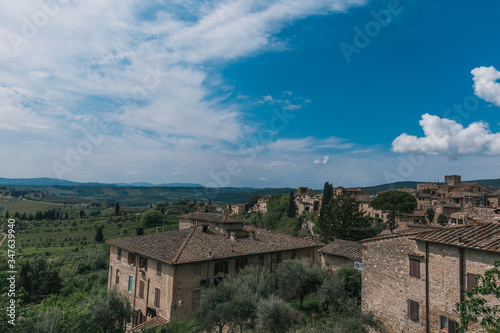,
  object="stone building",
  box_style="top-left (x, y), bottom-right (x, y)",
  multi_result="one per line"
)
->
top-left (294, 187), bottom-right (321, 216)
top-left (106, 213), bottom-right (321, 330)
top-left (362, 223), bottom-right (500, 333)
top-left (318, 239), bottom-right (362, 271)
